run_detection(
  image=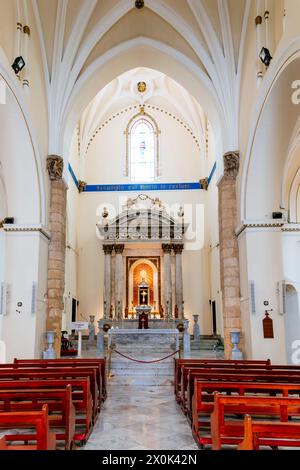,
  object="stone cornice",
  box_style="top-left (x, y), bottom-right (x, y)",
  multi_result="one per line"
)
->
top-left (3, 224), bottom-right (51, 240)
